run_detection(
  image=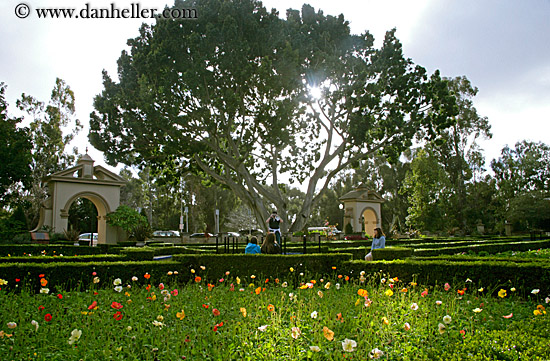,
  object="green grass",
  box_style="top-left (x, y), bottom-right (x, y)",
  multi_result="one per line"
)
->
top-left (0, 267), bottom-right (548, 360)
